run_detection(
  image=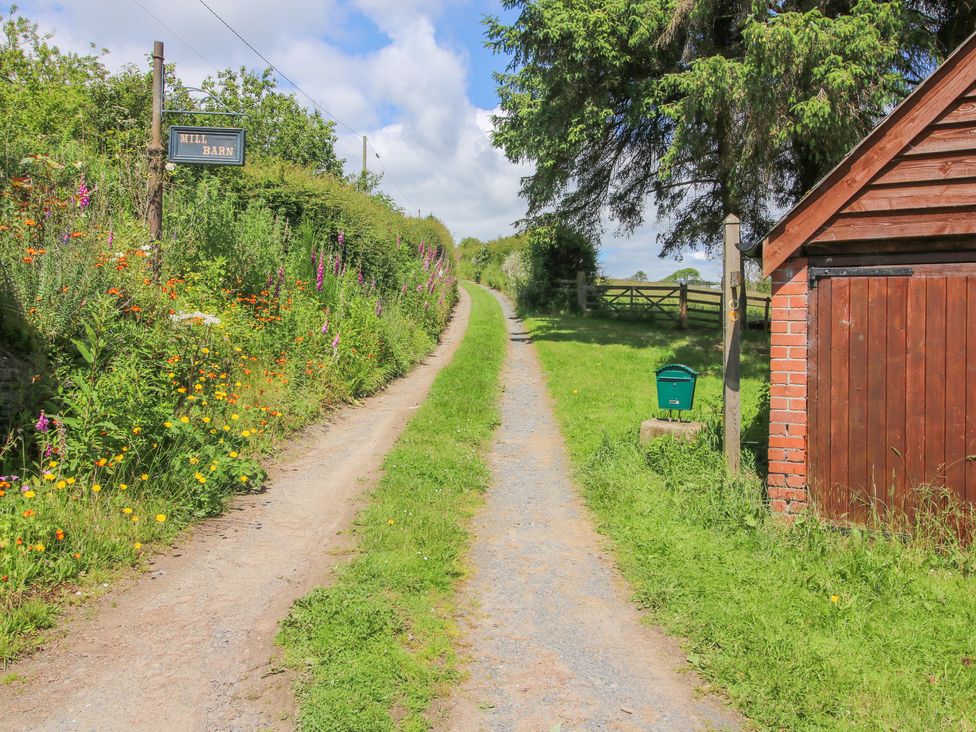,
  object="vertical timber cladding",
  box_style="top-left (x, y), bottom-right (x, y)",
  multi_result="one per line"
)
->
top-left (168, 126), bottom-right (245, 166)
top-left (807, 262), bottom-right (976, 520)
